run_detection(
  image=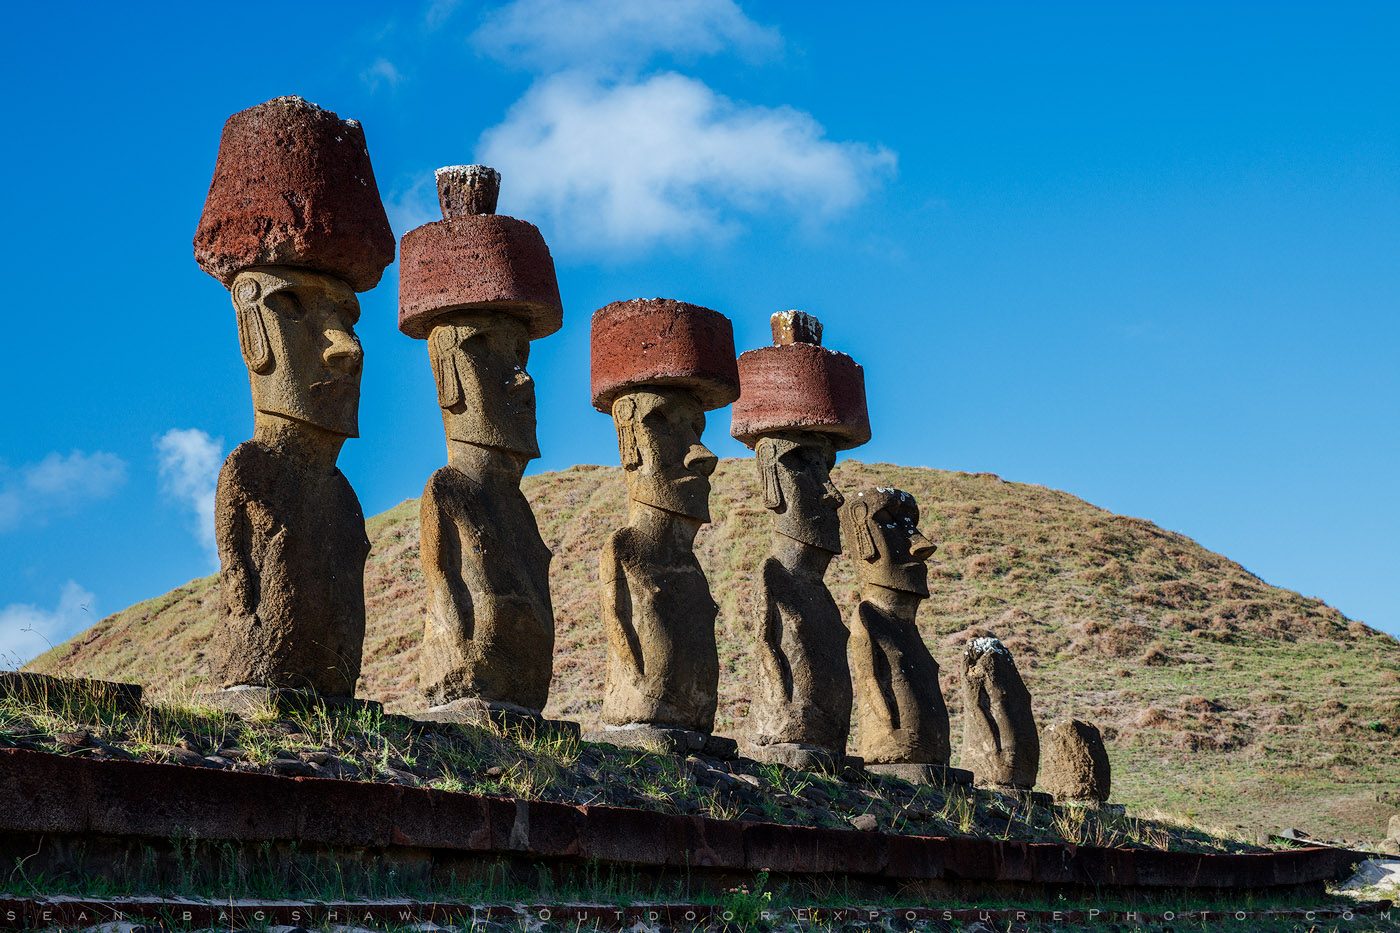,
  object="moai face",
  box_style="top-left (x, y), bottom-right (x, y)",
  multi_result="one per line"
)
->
top-left (230, 266), bottom-right (363, 438)
top-left (842, 489), bottom-right (936, 596)
top-left (613, 387), bottom-right (717, 523)
top-left (428, 310), bottom-right (539, 460)
top-left (756, 432), bottom-right (844, 553)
